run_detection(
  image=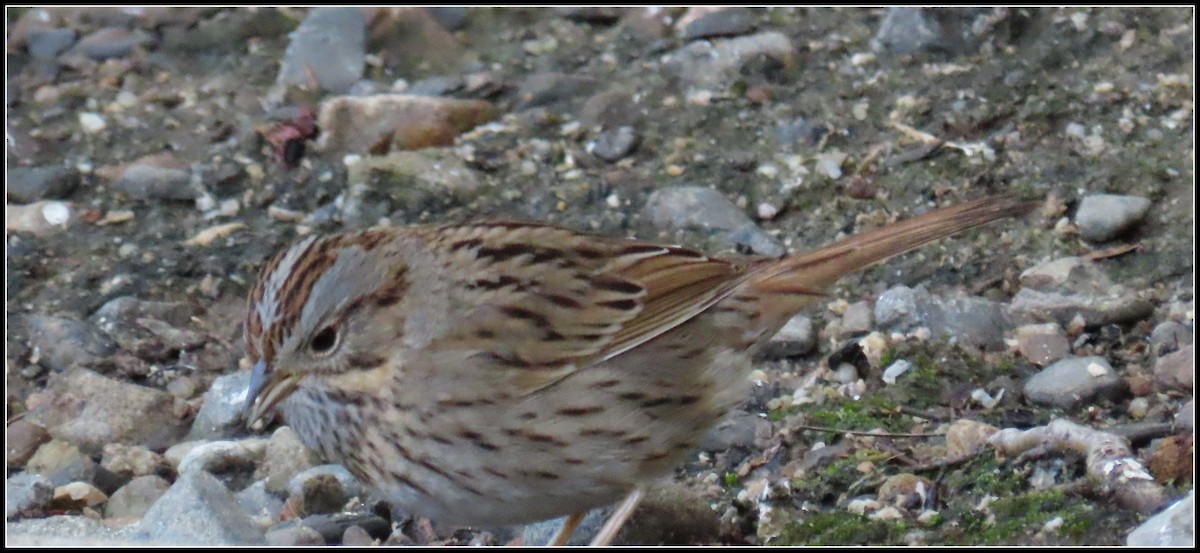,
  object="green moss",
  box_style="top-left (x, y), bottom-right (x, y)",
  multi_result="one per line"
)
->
top-left (773, 511), bottom-right (909, 546)
top-left (724, 472), bottom-right (740, 488)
